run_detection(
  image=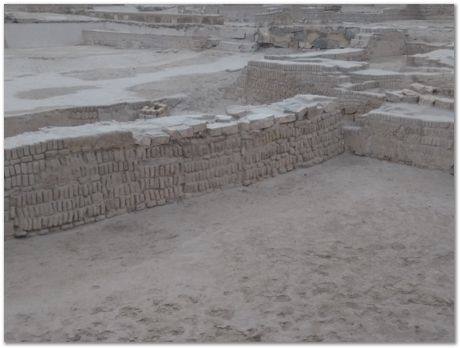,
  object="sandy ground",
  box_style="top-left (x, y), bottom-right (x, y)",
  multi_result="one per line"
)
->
top-left (5, 154), bottom-right (454, 343)
top-left (4, 46), bottom-right (264, 116)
